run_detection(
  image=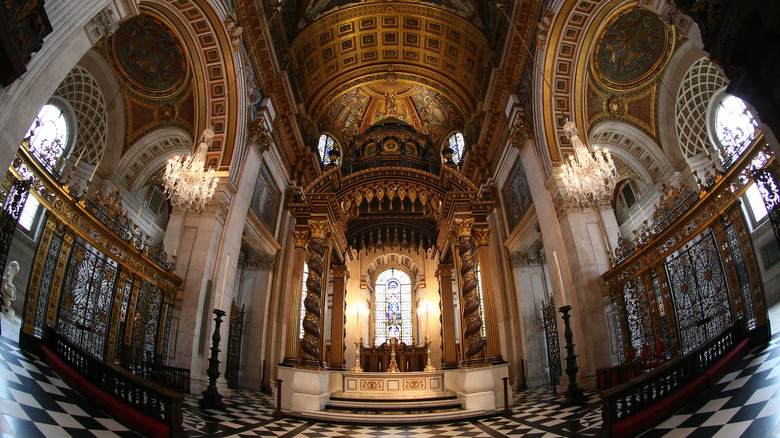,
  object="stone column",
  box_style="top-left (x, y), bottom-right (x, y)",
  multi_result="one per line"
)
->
top-left (329, 264), bottom-right (348, 370)
top-left (300, 219), bottom-right (330, 368)
top-left (473, 227), bottom-right (504, 364)
top-left (453, 218), bottom-right (486, 365)
top-left (280, 229), bottom-right (309, 366)
top-left (437, 263), bottom-right (458, 369)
